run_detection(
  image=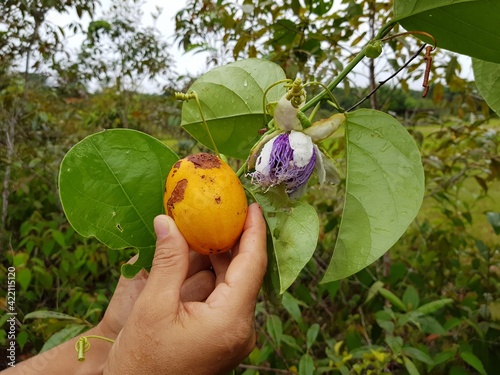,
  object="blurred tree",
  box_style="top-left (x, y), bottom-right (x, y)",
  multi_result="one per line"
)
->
top-left (174, 0), bottom-right (470, 115)
top-left (0, 0), bottom-right (96, 237)
top-left (76, 0), bottom-right (174, 128)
